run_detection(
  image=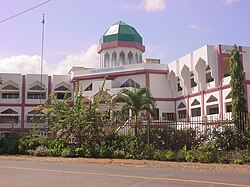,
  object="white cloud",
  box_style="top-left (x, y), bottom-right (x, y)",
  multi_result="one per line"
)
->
top-left (139, 0), bottom-right (166, 12)
top-left (188, 24), bottom-right (213, 31)
top-left (223, 0), bottom-right (239, 5)
top-left (0, 44), bottom-right (99, 75)
top-left (0, 55), bottom-right (50, 74)
top-left (53, 44), bottom-right (99, 74)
